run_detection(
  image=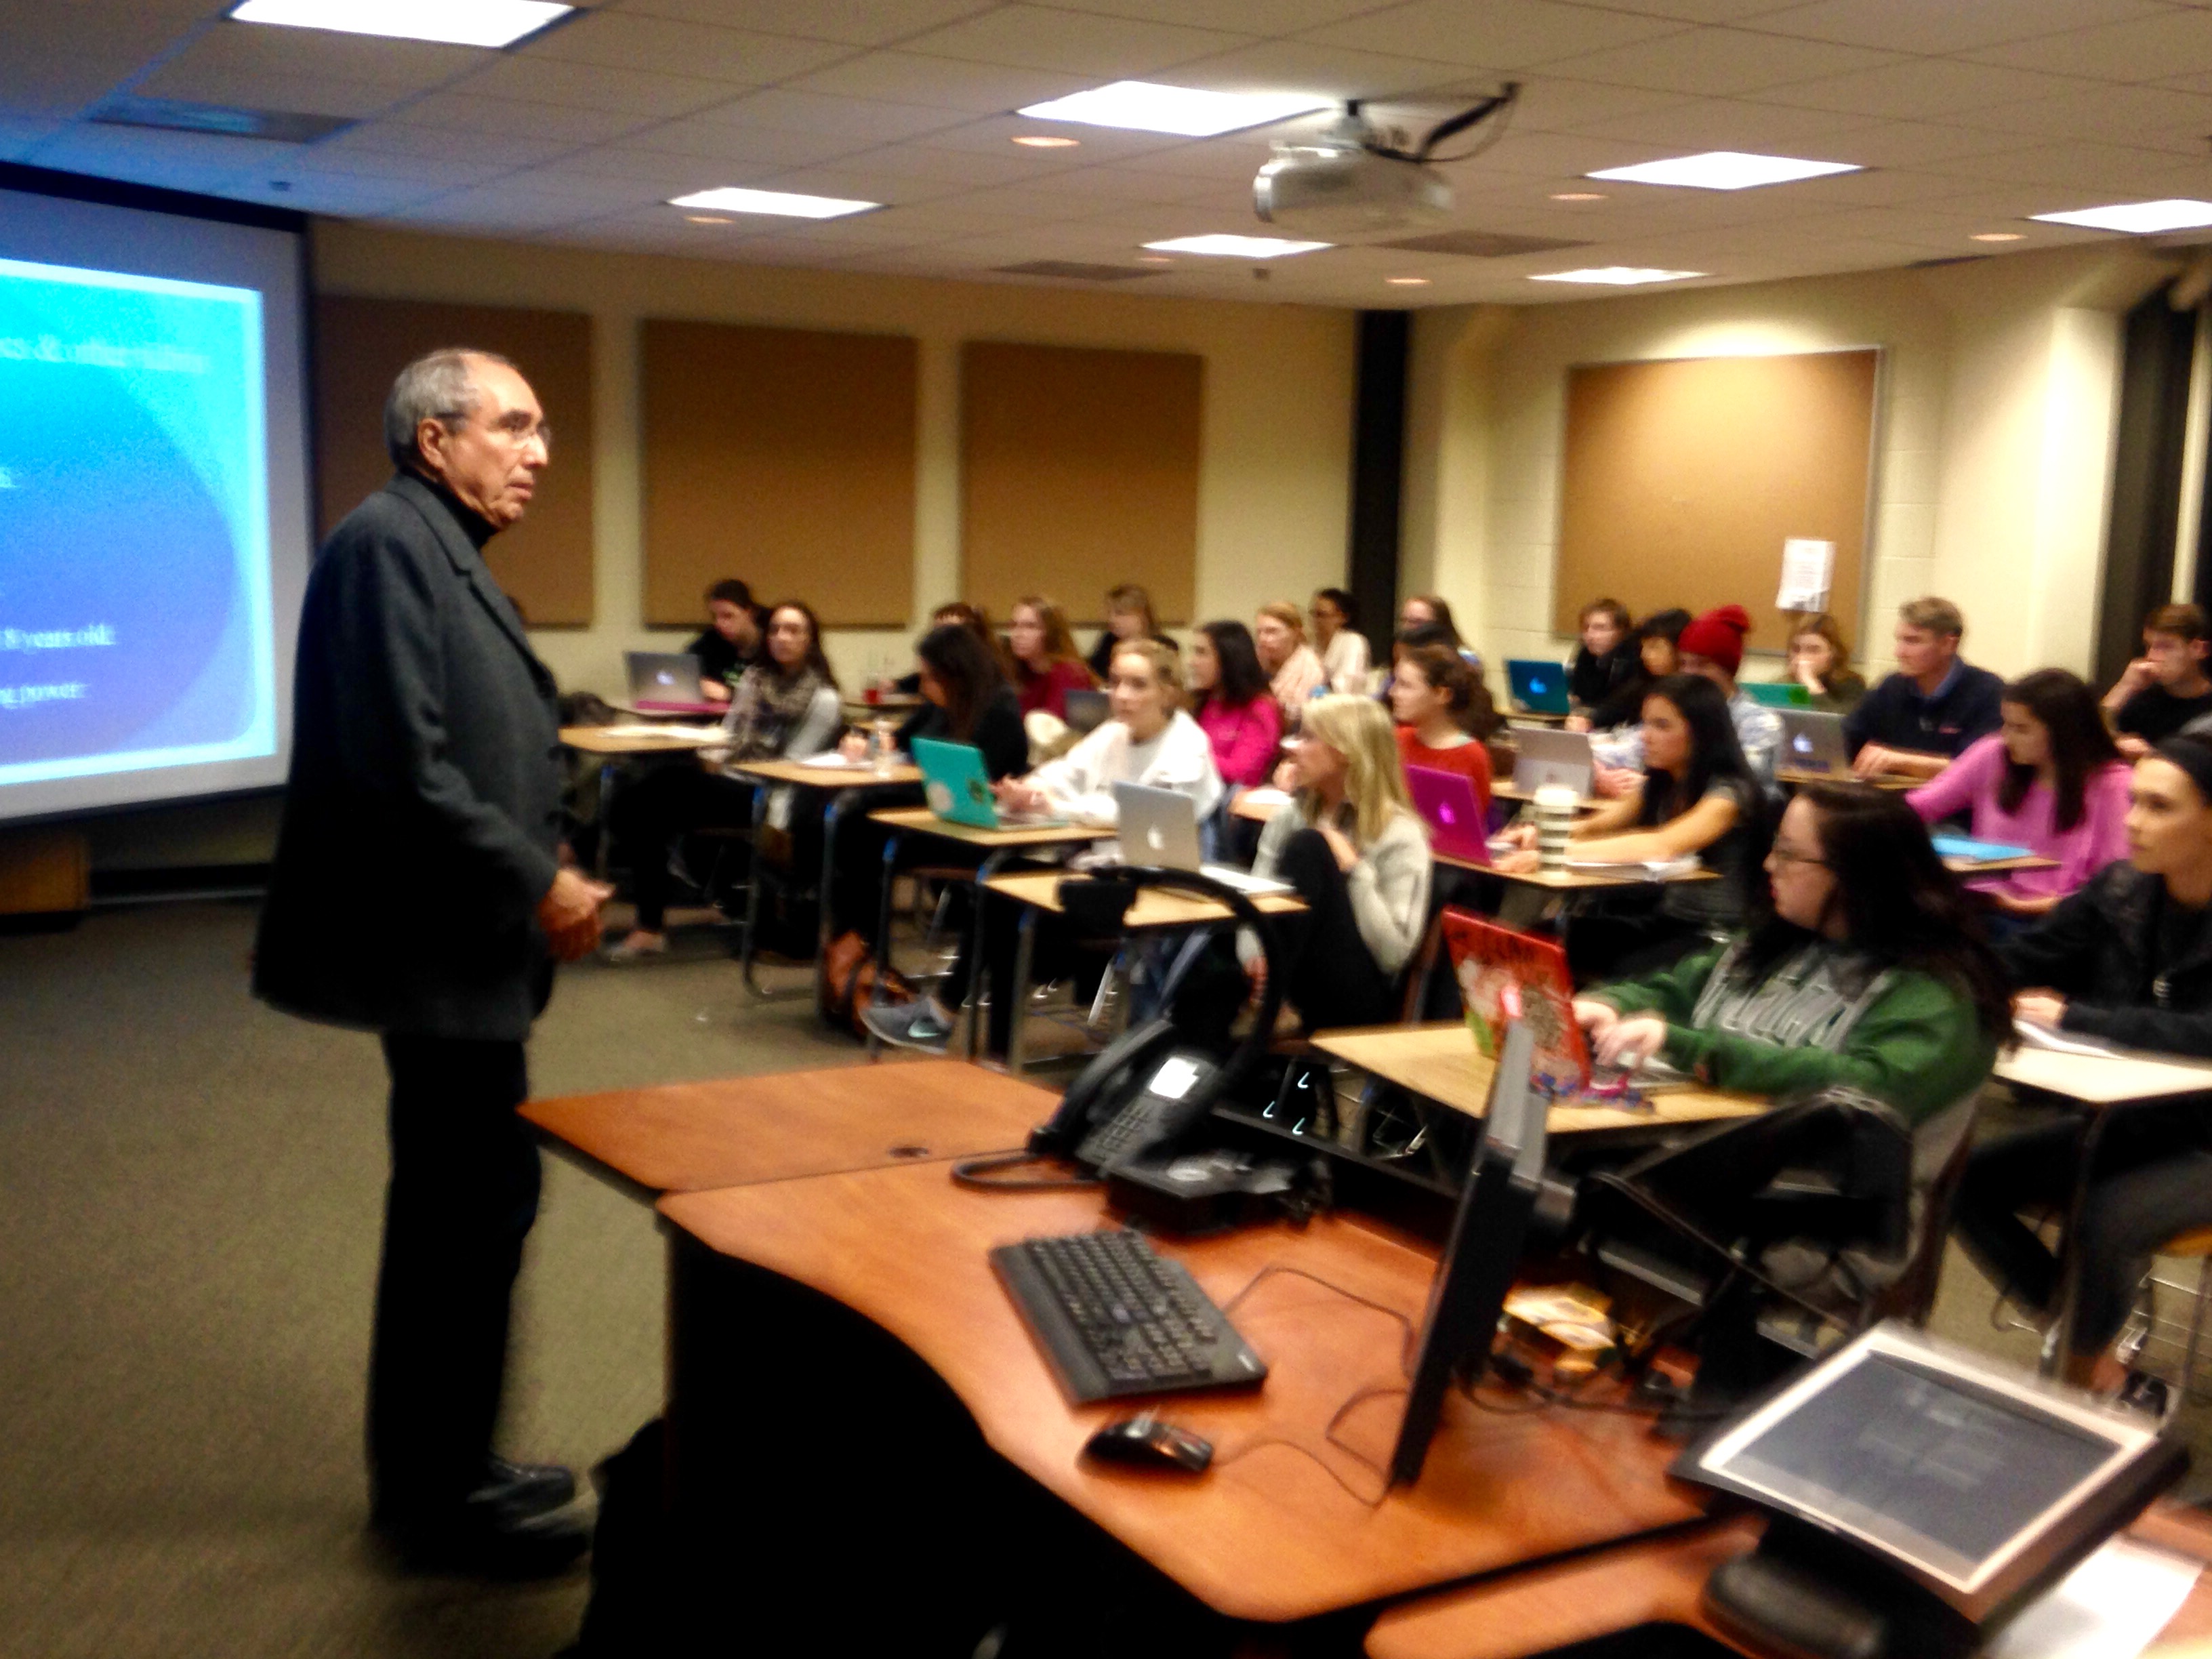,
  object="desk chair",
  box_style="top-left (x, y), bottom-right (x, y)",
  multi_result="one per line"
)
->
top-left (1267, 909), bottom-right (1452, 1149)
